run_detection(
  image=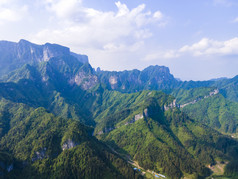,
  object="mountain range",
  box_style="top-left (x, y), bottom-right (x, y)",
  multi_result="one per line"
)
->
top-left (0, 40), bottom-right (238, 179)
